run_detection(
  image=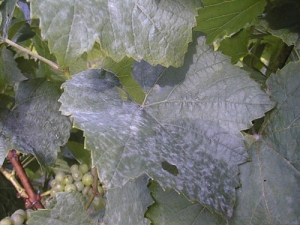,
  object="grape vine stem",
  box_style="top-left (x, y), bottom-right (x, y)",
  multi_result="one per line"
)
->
top-left (1, 37), bottom-right (61, 72)
top-left (85, 167), bottom-right (99, 209)
top-left (7, 150), bottom-right (44, 210)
